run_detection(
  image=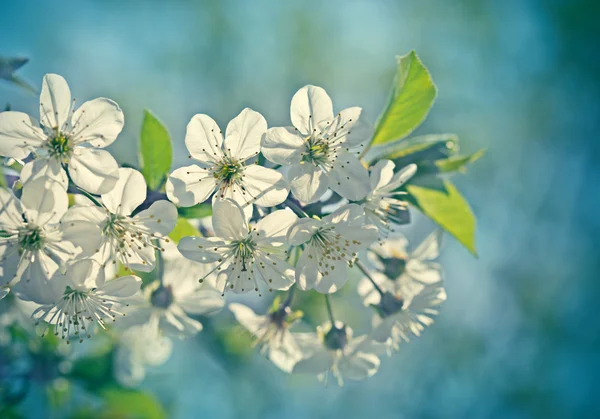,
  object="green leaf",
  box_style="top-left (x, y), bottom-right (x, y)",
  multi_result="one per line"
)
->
top-left (178, 203), bottom-right (212, 219)
top-left (371, 51), bottom-right (437, 147)
top-left (0, 165), bottom-right (6, 188)
top-left (435, 149), bottom-right (486, 173)
top-left (406, 180), bottom-right (477, 255)
top-left (139, 110), bottom-right (172, 191)
top-left (169, 217), bottom-right (200, 243)
top-left (100, 388), bottom-right (167, 419)
top-left (366, 133), bottom-right (458, 165)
